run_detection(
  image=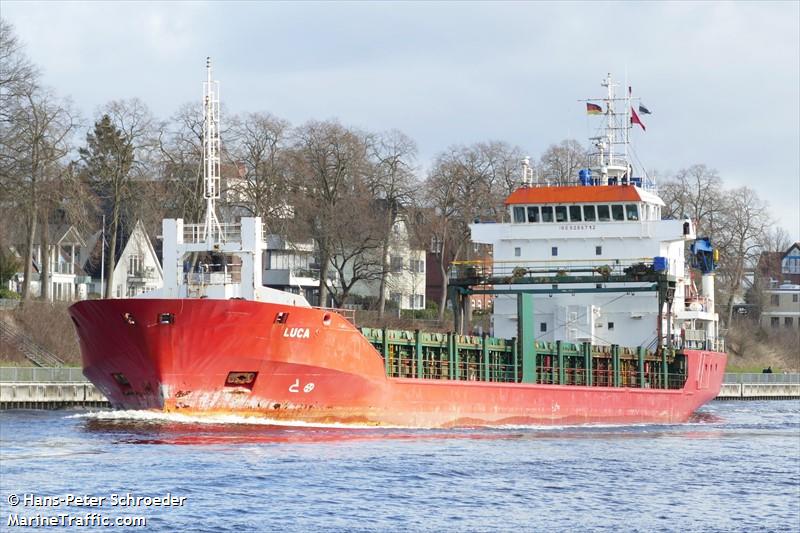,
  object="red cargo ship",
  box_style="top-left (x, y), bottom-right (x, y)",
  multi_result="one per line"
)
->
top-left (69, 68), bottom-right (726, 427)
